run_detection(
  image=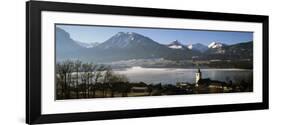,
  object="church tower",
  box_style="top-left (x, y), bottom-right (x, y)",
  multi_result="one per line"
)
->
top-left (195, 67), bottom-right (202, 87)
